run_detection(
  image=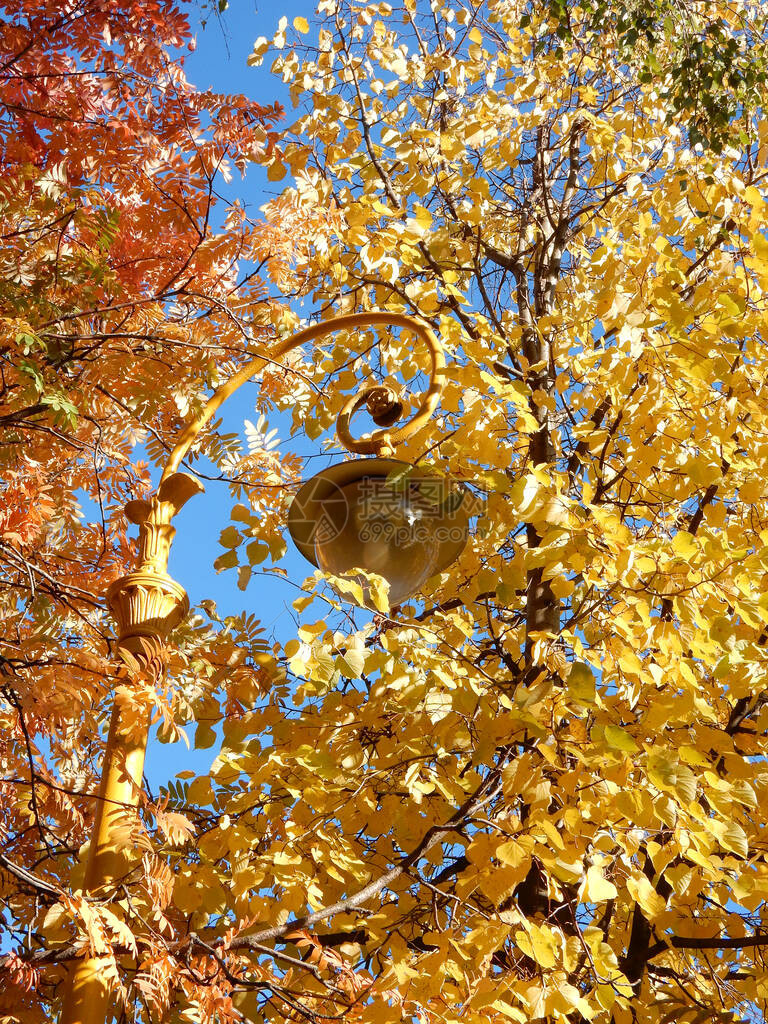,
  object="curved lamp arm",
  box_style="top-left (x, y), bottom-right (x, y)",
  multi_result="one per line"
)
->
top-left (161, 311), bottom-right (444, 481)
top-left (113, 311), bottom-right (445, 649)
